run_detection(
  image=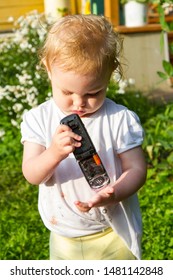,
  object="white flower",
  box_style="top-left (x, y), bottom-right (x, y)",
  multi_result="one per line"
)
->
top-left (0, 129), bottom-right (5, 138)
top-left (12, 103), bottom-right (23, 112)
top-left (13, 32), bottom-right (23, 43)
top-left (31, 47), bottom-right (36, 53)
top-left (128, 78), bottom-right (135, 86)
top-left (35, 72), bottom-right (41, 79)
top-left (21, 27), bottom-right (29, 36)
top-left (119, 79), bottom-right (128, 90)
top-left (117, 88), bottom-right (125, 94)
top-left (8, 17), bottom-right (14, 23)
top-left (11, 119), bottom-right (19, 127)
top-left (16, 72), bottom-right (32, 84)
top-left (112, 72), bottom-right (121, 82)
